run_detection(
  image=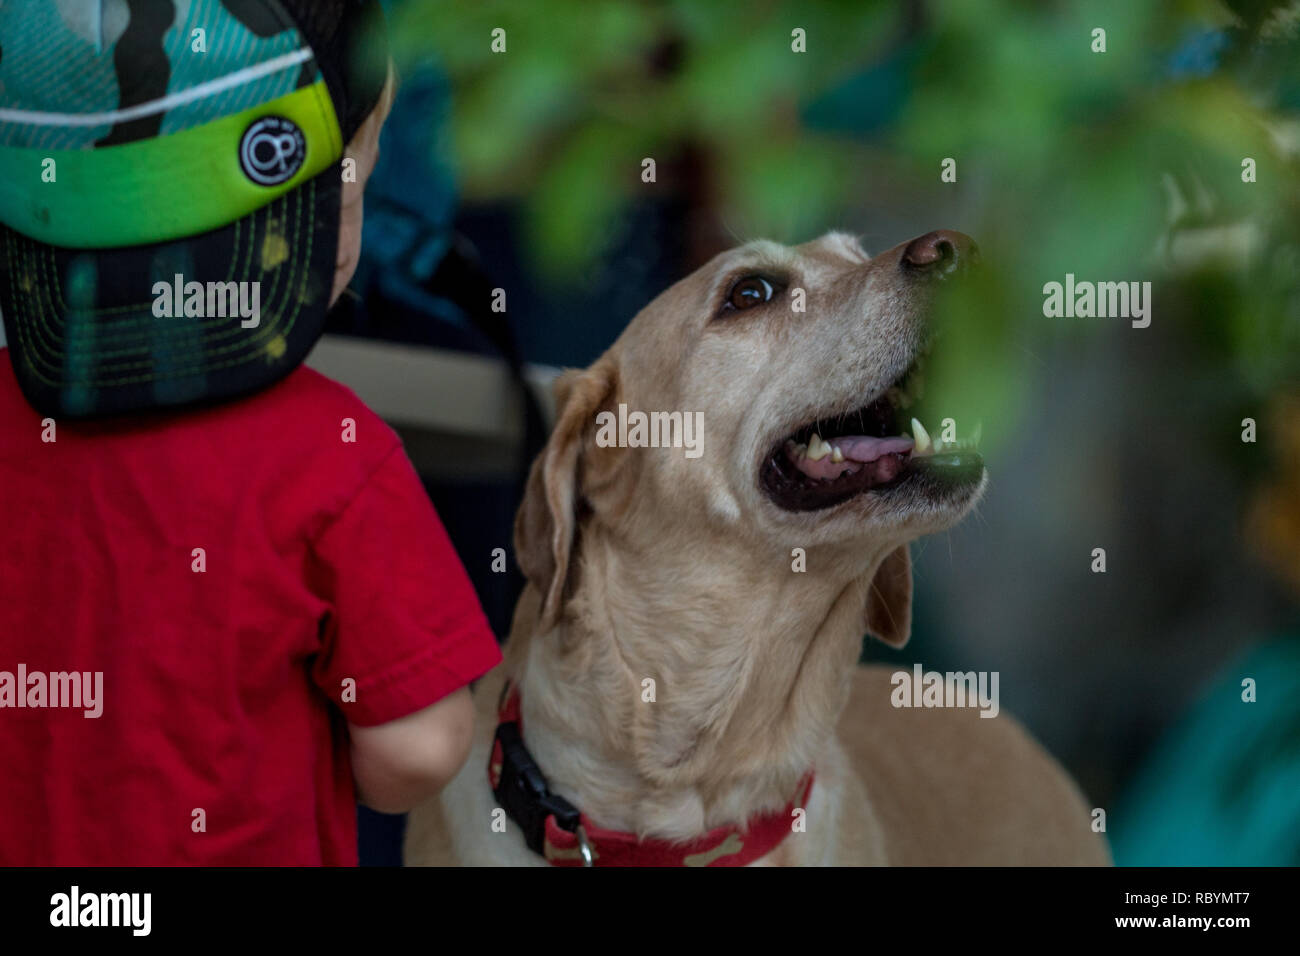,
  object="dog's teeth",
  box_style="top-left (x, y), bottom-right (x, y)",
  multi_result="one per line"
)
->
top-left (831, 445), bottom-right (844, 463)
top-left (911, 418), bottom-right (932, 455)
top-left (806, 434), bottom-right (831, 461)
